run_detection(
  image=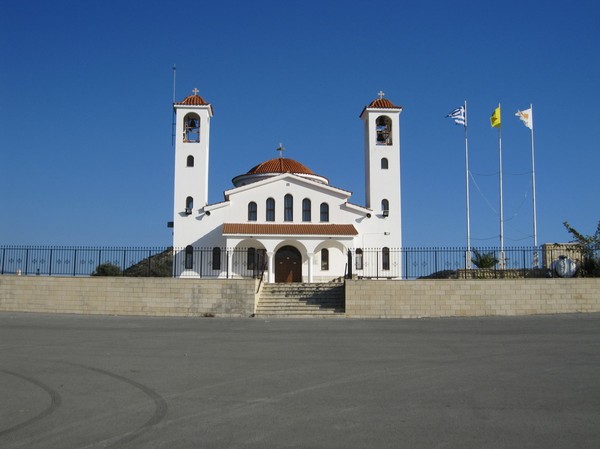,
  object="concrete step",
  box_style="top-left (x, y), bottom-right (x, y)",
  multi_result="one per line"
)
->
top-left (257, 282), bottom-right (345, 317)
